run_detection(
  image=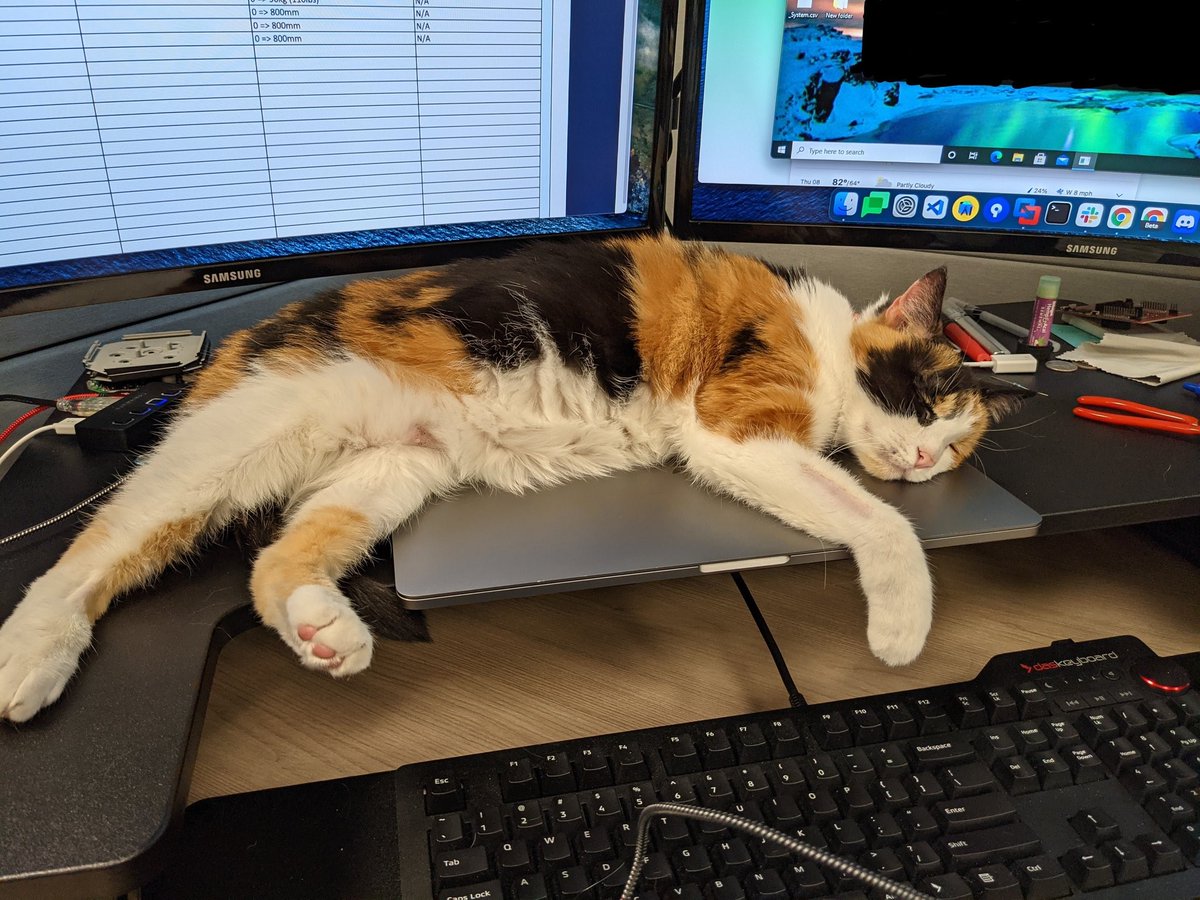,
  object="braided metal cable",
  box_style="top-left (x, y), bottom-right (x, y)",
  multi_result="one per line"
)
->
top-left (618, 801), bottom-right (933, 900)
